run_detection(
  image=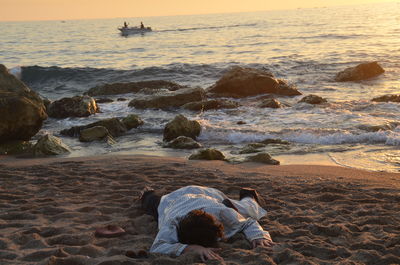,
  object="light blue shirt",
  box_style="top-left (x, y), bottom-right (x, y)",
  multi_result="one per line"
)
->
top-left (150, 185), bottom-right (271, 256)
